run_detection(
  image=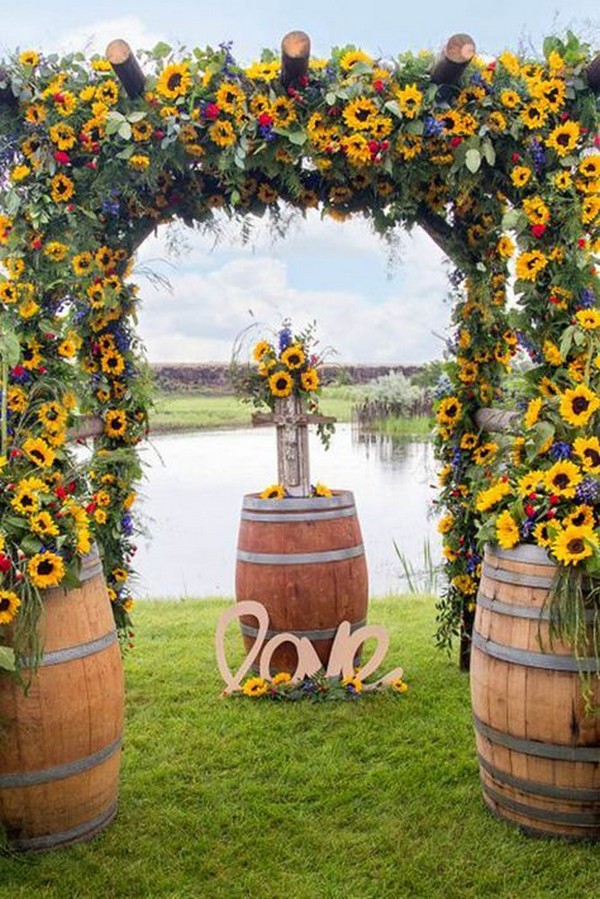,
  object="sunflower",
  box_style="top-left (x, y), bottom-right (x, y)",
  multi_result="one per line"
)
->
top-left (496, 236), bottom-right (514, 258)
top-left (271, 671), bottom-right (292, 686)
top-left (49, 122), bottom-right (77, 150)
top-left (132, 120), bottom-right (153, 141)
top-left (395, 83), bottom-right (422, 119)
top-left (7, 385), bottom-right (28, 413)
top-left (451, 574), bottom-right (477, 595)
top-left (0, 282), bottom-right (18, 304)
top-left (517, 469), bottom-right (544, 495)
top-left (531, 77), bottom-right (565, 113)
top-left (552, 524), bottom-right (598, 566)
top-left (100, 351), bottom-right (126, 377)
top-left (343, 133), bottom-right (372, 167)
top-left (245, 60), bottom-right (280, 82)
top-left (533, 521), bottom-right (555, 548)
top-left (257, 183), bottom-right (278, 204)
top-left (215, 81), bottom-right (245, 113)
top-left (459, 433), bottom-right (479, 450)
top-left (11, 164), bottom-right (31, 182)
top-left (54, 90), bottom-right (77, 117)
top-left (545, 121), bottom-right (580, 157)
top-left (582, 196), bottom-right (600, 225)
top-left (340, 49), bottom-right (373, 72)
top-left (475, 480), bottom-right (512, 512)
top-left (268, 370), bottom-right (293, 398)
top-left (242, 676), bottom-right (269, 697)
top-left (437, 514), bottom-right (454, 534)
top-left (523, 397), bottom-right (543, 428)
top-left (209, 120), bottom-right (236, 147)
top-left (573, 436), bottom-right (600, 473)
top-left (396, 133), bottom-right (423, 160)
top-left (301, 368), bottom-right (319, 392)
top-left (496, 510), bottom-right (520, 550)
top-left (95, 80), bottom-right (119, 105)
top-left (30, 511), bottom-right (60, 537)
top-left (520, 101), bottom-right (548, 129)
top-left (558, 385), bottom-right (600, 427)
top-left (44, 241), bottom-right (69, 261)
top-left (342, 97), bottom-right (378, 131)
top-left (544, 460), bottom-right (582, 498)
top-left (510, 166), bottom-right (532, 188)
top-left (473, 442), bottom-right (498, 465)
top-left (523, 196), bottom-right (550, 225)
top-left (579, 155), bottom-right (600, 179)
top-left (271, 97), bottom-right (296, 128)
top-left (156, 63), bottom-right (192, 100)
top-left (313, 482), bottom-right (332, 497)
top-left (515, 250), bottom-right (548, 282)
top-left (23, 436), bottom-right (56, 468)
top-left (553, 171), bottom-right (572, 191)
top-left (436, 396), bottom-right (463, 426)
top-left (487, 111), bottom-right (507, 133)
top-left (575, 309), bottom-right (600, 331)
top-left (253, 340), bottom-right (272, 362)
top-left (71, 252), bottom-right (93, 276)
top-left (105, 409), bottom-right (127, 438)
top-left (0, 590), bottom-right (20, 625)
top-left (22, 338), bottom-right (42, 369)
top-left (281, 345), bottom-right (305, 370)
top-left (564, 505), bottom-right (595, 529)
top-left (95, 246), bottom-right (115, 272)
top-left (50, 173), bottom-right (75, 203)
top-left (28, 551), bottom-right (65, 588)
top-left (38, 401), bottom-right (67, 430)
top-left (499, 89), bottom-right (521, 109)
top-left (57, 335), bottom-right (80, 358)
